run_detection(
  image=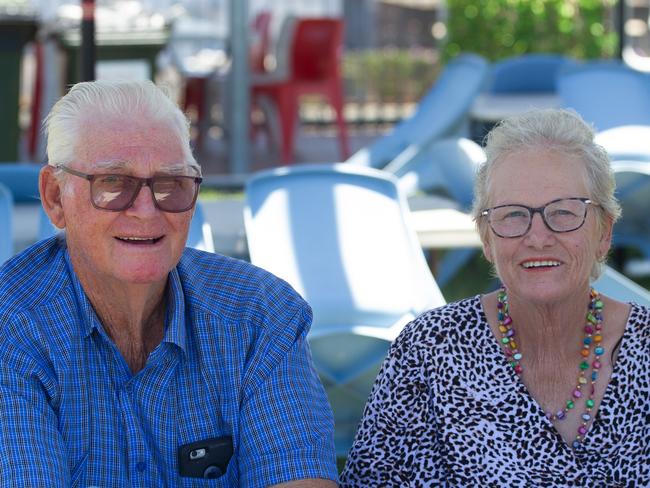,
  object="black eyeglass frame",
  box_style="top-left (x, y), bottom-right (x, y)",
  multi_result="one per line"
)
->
top-left (55, 164), bottom-right (203, 213)
top-left (480, 197), bottom-right (595, 238)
